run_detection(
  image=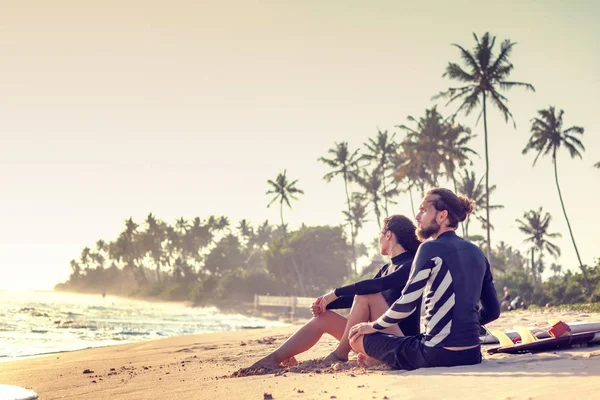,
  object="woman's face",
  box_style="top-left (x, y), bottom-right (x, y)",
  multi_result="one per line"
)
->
top-left (378, 229), bottom-right (392, 256)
